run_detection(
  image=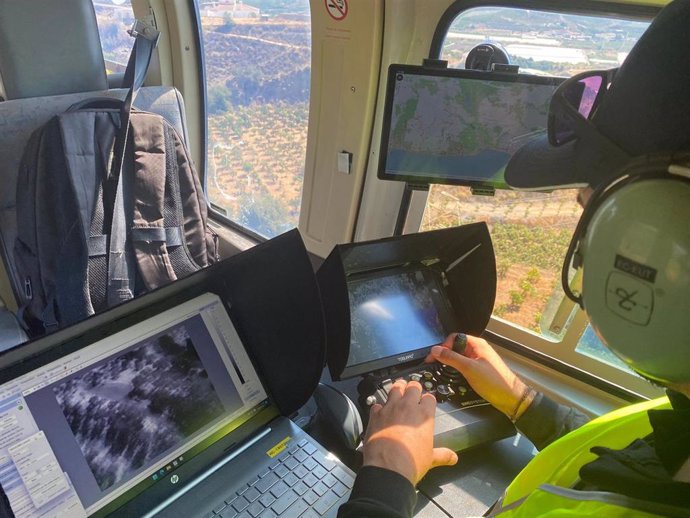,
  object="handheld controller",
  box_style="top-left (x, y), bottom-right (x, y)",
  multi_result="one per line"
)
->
top-left (362, 363), bottom-right (485, 409)
top-left (358, 335), bottom-right (515, 452)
